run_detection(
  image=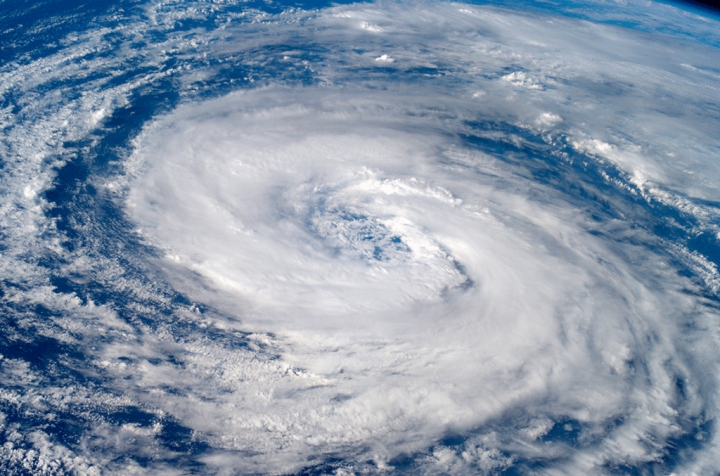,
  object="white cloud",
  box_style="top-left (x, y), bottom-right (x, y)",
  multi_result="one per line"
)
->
top-left (375, 54), bottom-right (395, 63)
top-left (2, 0), bottom-right (720, 473)
top-left (122, 84), bottom-right (720, 472)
